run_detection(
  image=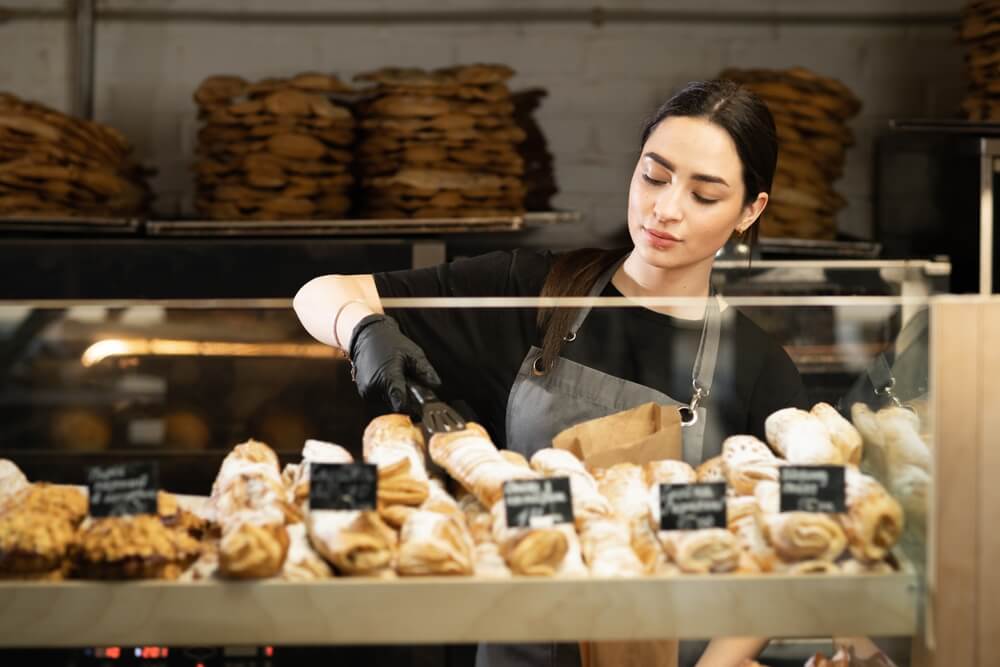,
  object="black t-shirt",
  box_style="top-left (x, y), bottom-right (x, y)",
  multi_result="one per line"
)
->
top-left (374, 249), bottom-right (808, 460)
